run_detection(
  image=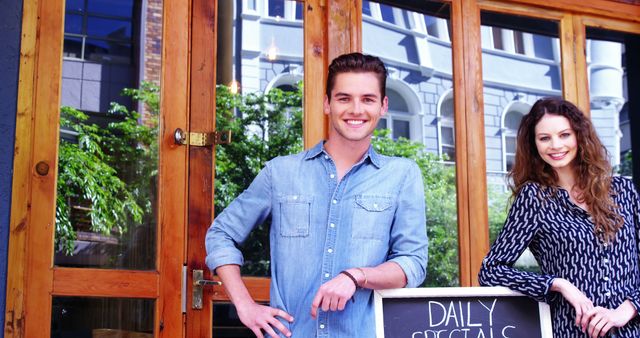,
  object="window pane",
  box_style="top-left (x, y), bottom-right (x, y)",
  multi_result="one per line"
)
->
top-left (364, 1), bottom-right (458, 287)
top-left (51, 297), bottom-right (153, 337)
top-left (87, 0), bottom-right (134, 18)
top-left (295, 1), bottom-right (303, 20)
top-left (506, 136), bottom-right (516, 153)
top-left (393, 119), bottom-right (411, 140)
top-left (586, 28), bottom-right (640, 182)
top-left (481, 12), bottom-right (561, 272)
top-left (443, 146), bottom-right (455, 162)
top-left (215, 0), bottom-right (304, 277)
top-left (66, 0), bottom-right (85, 12)
top-left (212, 302), bottom-right (268, 337)
top-left (442, 126), bottom-right (454, 145)
top-left (84, 38), bottom-right (132, 64)
top-left (380, 4), bottom-right (396, 24)
top-left (65, 14), bottom-right (83, 35)
top-left (377, 118), bottom-right (388, 130)
top-left (57, 0), bottom-right (160, 269)
top-left (363, 1), bottom-right (372, 16)
top-left (505, 111), bottom-right (523, 130)
top-left (87, 17), bottom-right (132, 40)
top-left (268, 0), bottom-right (285, 18)
top-left (63, 36), bottom-right (83, 59)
